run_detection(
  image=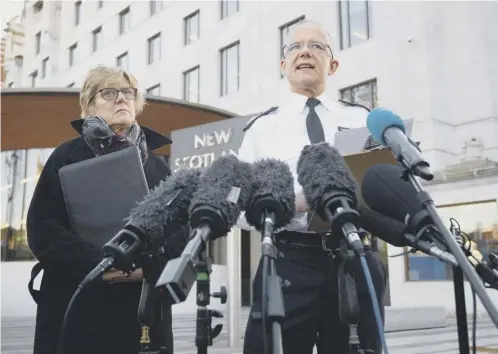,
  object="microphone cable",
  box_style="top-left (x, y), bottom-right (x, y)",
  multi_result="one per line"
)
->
top-left (357, 251), bottom-right (389, 354)
top-left (57, 256), bottom-right (114, 354)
